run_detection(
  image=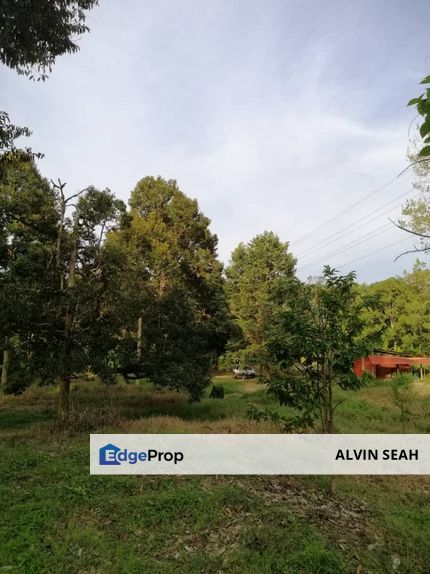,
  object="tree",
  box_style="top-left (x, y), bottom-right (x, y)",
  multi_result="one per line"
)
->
top-left (394, 79), bottom-right (430, 254)
top-left (408, 75), bottom-right (430, 159)
top-left (265, 267), bottom-right (374, 433)
top-left (106, 176), bottom-right (230, 400)
top-left (43, 184), bottom-right (126, 414)
top-left (391, 374), bottom-right (415, 433)
top-left (0, 157), bottom-right (58, 391)
top-left (0, 157), bottom-right (126, 411)
top-left (359, 277), bottom-right (406, 352)
top-left (0, 1), bottom-right (98, 175)
top-left (0, 0), bottom-right (99, 79)
top-left (360, 263), bottom-right (430, 356)
top-left (225, 232), bottom-right (296, 374)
